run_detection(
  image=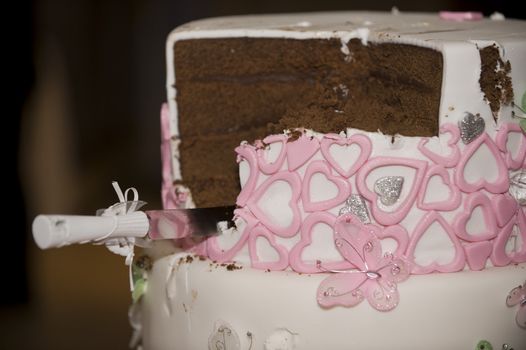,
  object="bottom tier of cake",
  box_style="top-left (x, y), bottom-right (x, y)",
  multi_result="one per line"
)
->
top-left (139, 252), bottom-right (525, 350)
